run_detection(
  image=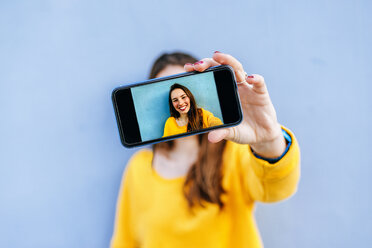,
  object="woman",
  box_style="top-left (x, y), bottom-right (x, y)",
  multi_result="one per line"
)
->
top-left (163, 83), bottom-right (223, 137)
top-left (111, 52), bottom-right (300, 248)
